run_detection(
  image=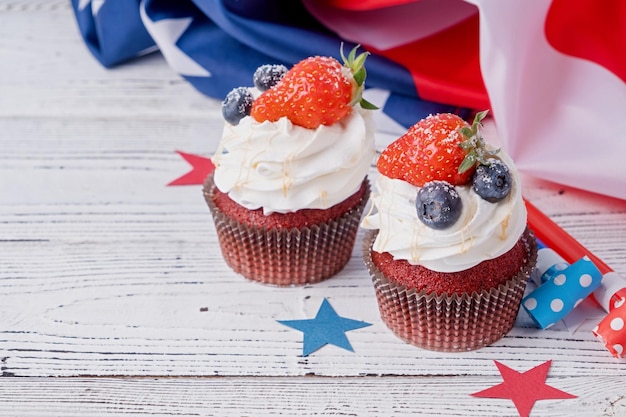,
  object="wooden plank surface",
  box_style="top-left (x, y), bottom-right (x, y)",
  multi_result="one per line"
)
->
top-left (0, 376), bottom-right (625, 417)
top-left (1, 2), bottom-right (626, 415)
